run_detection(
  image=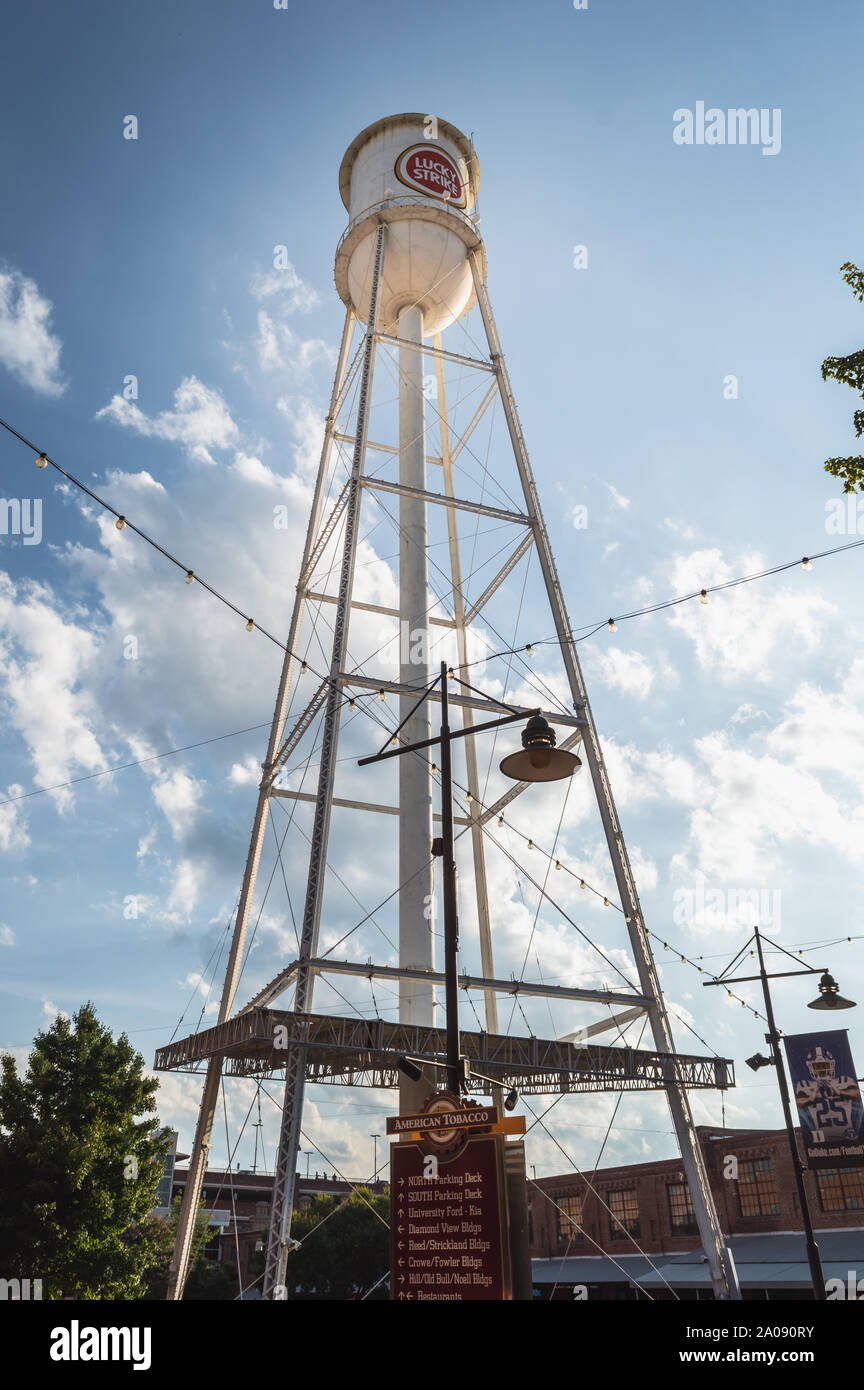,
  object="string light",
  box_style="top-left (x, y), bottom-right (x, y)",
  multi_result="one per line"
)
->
top-left (603, 897), bottom-right (610, 907)
top-left (348, 699), bottom-right (356, 711)
top-left (466, 791), bottom-right (473, 802)
top-left (115, 516), bottom-right (126, 531)
top-left (185, 571), bottom-right (195, 584)
top-left (497, 815), bottom-right (505, 827)
top-left (300, 660), bottom-right (308, 674)
top-left (527, 839), bottom-right (534, 849)
top-left (431, 762), bottom-right (438, 774)
top-left (699, 589), bottom-right (709, 604)
top-left (801, 557), bottom-right (813, 571)
top-left (377, 689), bottom-right (386, 701)
top-left (245, 619), bottom-right (255, 632)
top-left (607, 619), bottom-right (617, 633)
top-left (580, 879), bottom-right (586, 890)
top-left (35, 452), bottom-right (47, 468)
top-left (447, 667), bottom-right (455, 679)
top-left (389, 736), bottom-right (398, 747)
top-left (555, 860), bottom-right (562, 870)
top-left (525, 643), bottom-right (534, 656)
